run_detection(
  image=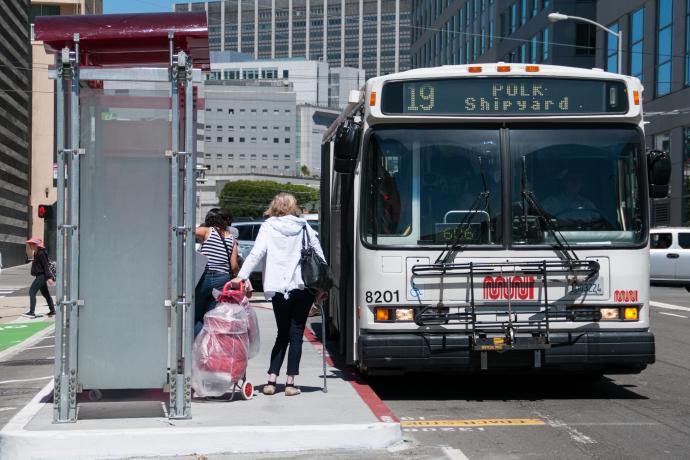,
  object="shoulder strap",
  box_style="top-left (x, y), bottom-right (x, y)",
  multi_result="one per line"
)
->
top-left (302, 225), bottom-right (309, 251)
top-left (218, 230), bottom-right (233, 272)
